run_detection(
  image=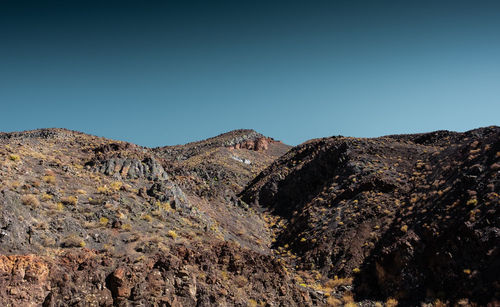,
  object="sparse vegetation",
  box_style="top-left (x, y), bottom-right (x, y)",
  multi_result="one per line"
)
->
top-left (21, 194), bottom-right (40, 207)
top-left (9, 154), bottom-right (20, 162)
top-left (167, 230), bottom-right (178, 239)
top-left (386, 298), bottom-right (398, 307)
top-left (0, 127), bottom-right (497, 306)
top-left (41, 193), bottom-right (53, 201)
top-left (141, 214), bottom-right (153, 222)
top-left (99, 217), bottom-right (109, 226)
top-left (111, 181), bottom-right (123, 191)
top-left (97, 185), bottom-right (111, 195)
top-left (42, 175), bottom-right (56, 184)
top-left (61, 234), bottom-right (86, 248)
top-left (61, 196), bottom-right (78, 206)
